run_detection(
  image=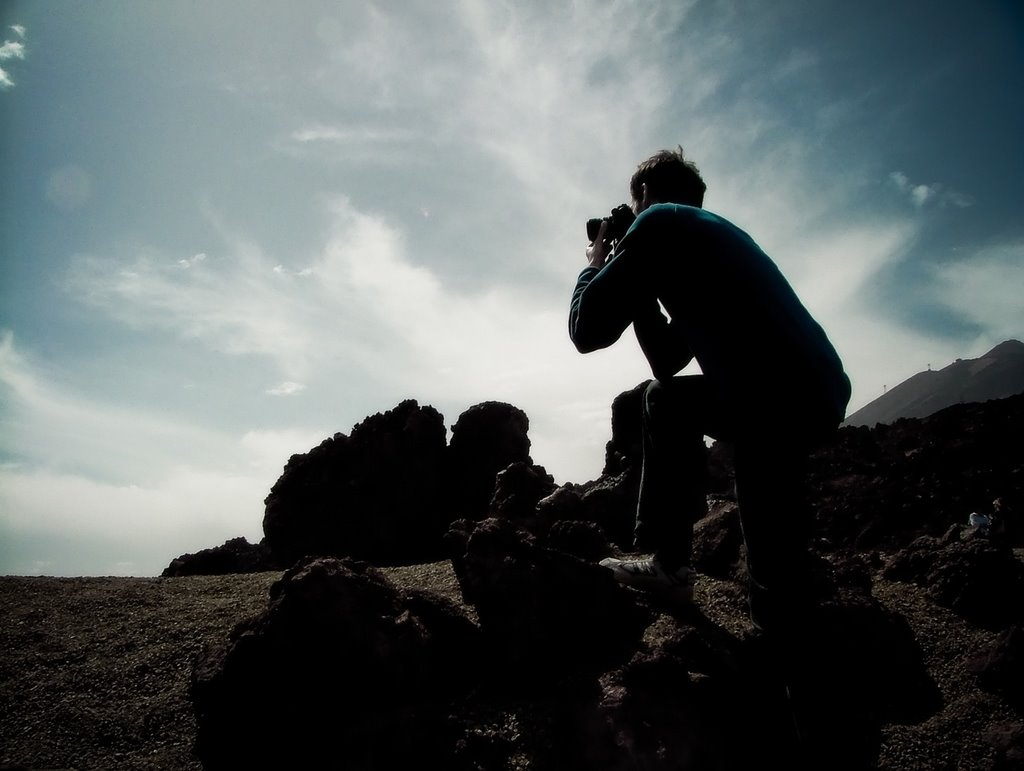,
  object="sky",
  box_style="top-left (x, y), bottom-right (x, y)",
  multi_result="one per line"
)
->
top-left (1, 0), bottom-right (1022, 576)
